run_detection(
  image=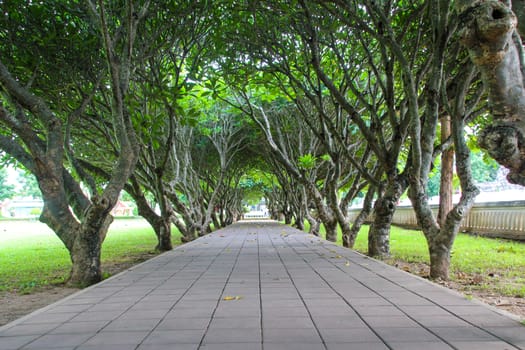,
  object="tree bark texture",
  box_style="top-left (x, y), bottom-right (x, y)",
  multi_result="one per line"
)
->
top-left (324, 219), bottom-right (338, 242)
top-left (458, 0), bottom-right (525, 185)
top-left (511, 0), bottom-right (525, 37)
top-left (68, 208), bottom-right (113, 286)
top-left (439, 116), bottom-right (454, 228)
top-left (368, 176), bottom-right (408, 257)
top-left (168, 191), bottom-right (199, 242)
top-left (325, 172), bottom-right (353, 248)
top-left (284, 210), bottom-right (293, 225)
top-left (155, 220), bottom-right (173, 252)
top-left (294, 216), bottom-right (305, 230)
top-left (346, 186), bottom-right (375, 249)
top-left (307, 214), bottom-right (321, 236)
